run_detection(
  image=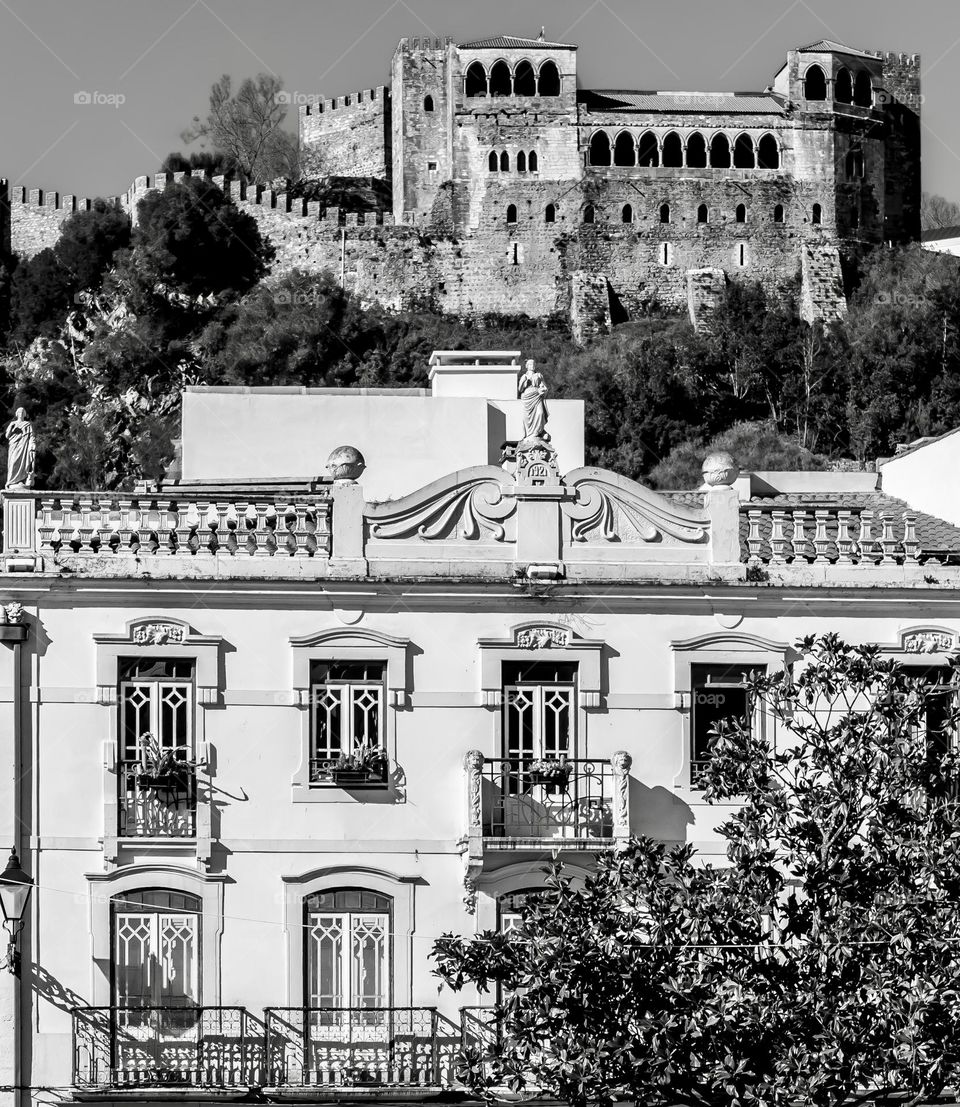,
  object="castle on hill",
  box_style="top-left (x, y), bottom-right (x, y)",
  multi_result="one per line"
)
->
top-left (0, 33), bottom-right (921, 335)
